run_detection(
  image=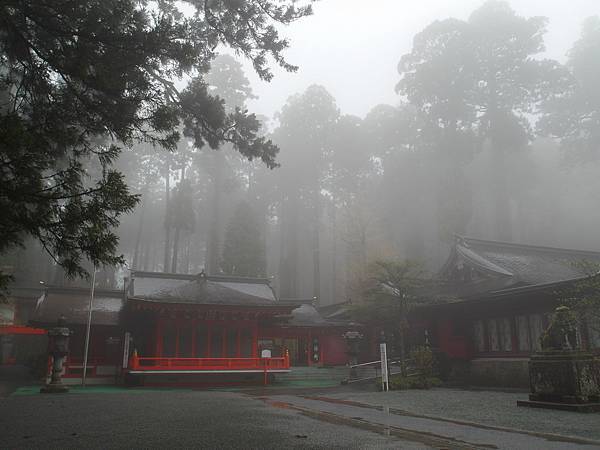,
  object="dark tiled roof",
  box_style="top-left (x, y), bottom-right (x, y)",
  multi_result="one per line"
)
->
top-left (31, 287), bottom-right (124, 326)
top-left (317, 300), bottom-right (352, 320)
top-left (286, 304), bottom-right (350, 327)
top-left (130, 272), bottom-right (278, 306)
top-left (455, 236), bottom-right (600, 285)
